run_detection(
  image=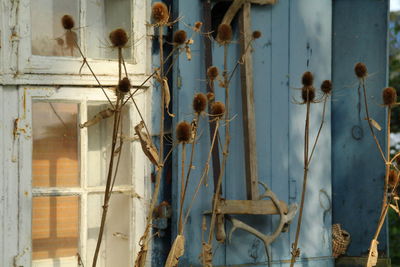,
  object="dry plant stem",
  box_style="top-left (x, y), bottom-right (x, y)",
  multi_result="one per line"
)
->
top-left (71, 32), bottom-right (114, 109)
top-left (207, 44), bottom-right (230, 244)
top-left (308, 95), bottom-right (328, 163)
top-left (92, 95), bottom-right (123, 267)
top-left (136, 26), bottom-right (166, 266)
top-left (178, 143), bottom-right (187, 234)
top-left (361, 79), bottom-right (386, 162)
top-left (178, 115), bottom-right (199, 234)
top-left (228, 39), bottom-right (253, 83)
top-left (183, 120), bottom-right (220, 228)
top-left (365, 106), bottom-right (392, 266)
top-left (289, 100), bottom-right (311, 267)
